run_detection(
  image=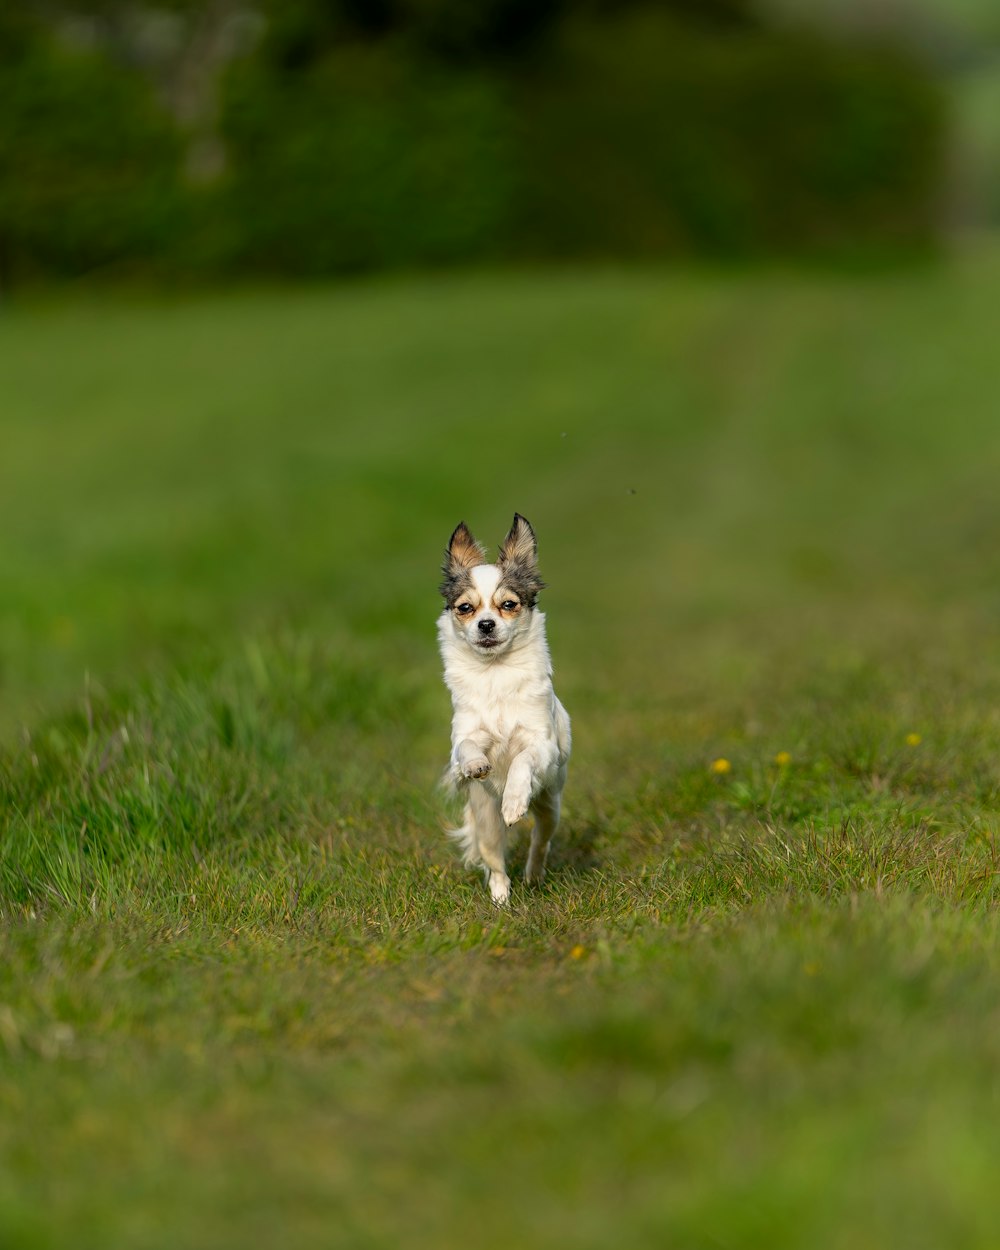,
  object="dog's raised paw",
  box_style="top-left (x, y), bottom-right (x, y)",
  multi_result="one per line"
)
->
top-left (501, 794), bottom-right (529, 827)
top-left (462, 756), bottom-right (492, 780)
